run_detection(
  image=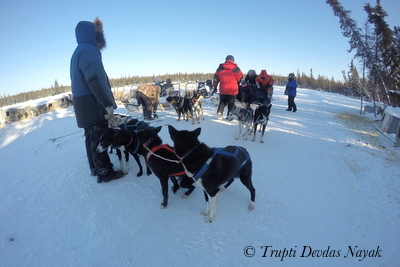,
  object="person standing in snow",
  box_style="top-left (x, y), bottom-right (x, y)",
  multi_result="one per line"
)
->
top-left (70, 18), bottom-right (124, 183)
top-left (212, 55), bottom-right (243, 119)
top-left (285, 73), bottom-right (297, 112)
